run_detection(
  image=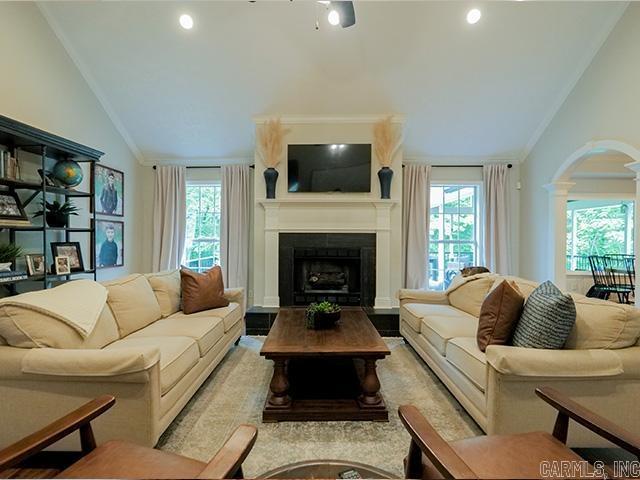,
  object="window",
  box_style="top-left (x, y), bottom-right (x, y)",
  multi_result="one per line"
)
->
top-left (428, 184), bottom-right (481, 291)
top-left (566, 199), bottom-right (634, 271)
top-left (184, 183), bottom-right (222, 272)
